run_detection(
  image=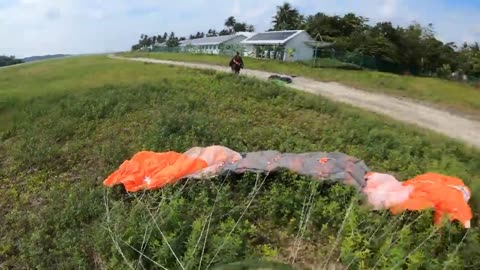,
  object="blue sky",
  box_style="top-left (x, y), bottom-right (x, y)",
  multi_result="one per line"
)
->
top-left (0, 0), bottom-right (479, 58)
